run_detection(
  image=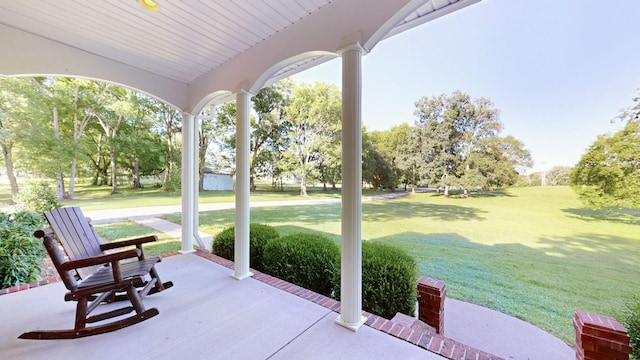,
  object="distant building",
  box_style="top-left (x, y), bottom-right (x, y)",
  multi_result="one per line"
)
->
top-left (202, 167), bottom-right (234, 191)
